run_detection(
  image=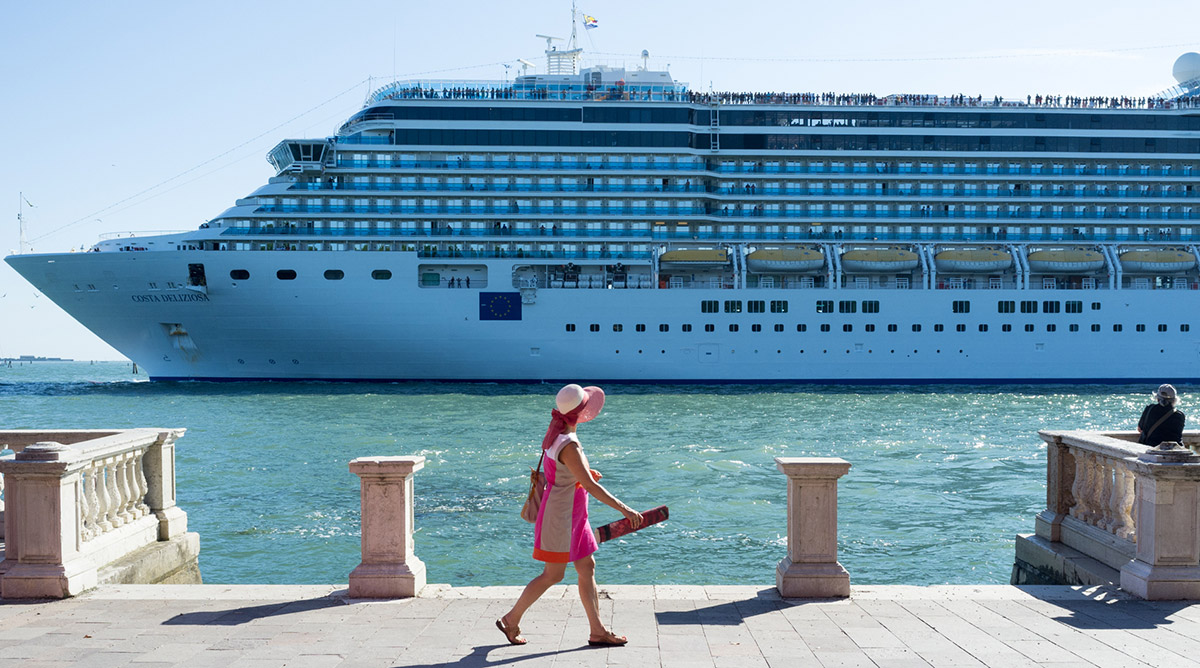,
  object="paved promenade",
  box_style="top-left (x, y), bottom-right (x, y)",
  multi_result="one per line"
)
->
top-left (1, 584), bottom-right (1199, 667)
